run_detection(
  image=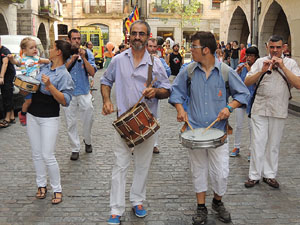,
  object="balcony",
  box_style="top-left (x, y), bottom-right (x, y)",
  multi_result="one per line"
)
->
top-left (39, 4), bottom-right (63, 21)
top-left (149, 3), bottom-right (203, 16)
